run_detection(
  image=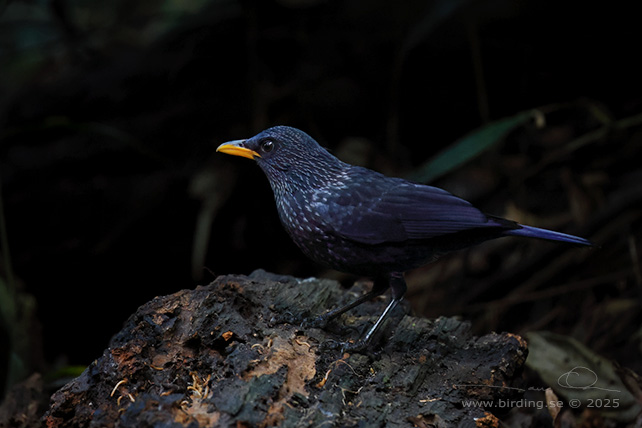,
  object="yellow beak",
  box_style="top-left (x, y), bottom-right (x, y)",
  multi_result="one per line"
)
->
top-left (216, 140), bottom-right (261, 160)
